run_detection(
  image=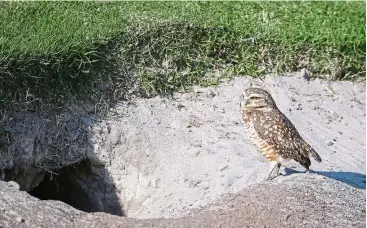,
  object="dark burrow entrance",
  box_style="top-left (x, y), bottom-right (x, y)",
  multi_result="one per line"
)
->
top-left (28, 159), bottom-right (124, 216)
